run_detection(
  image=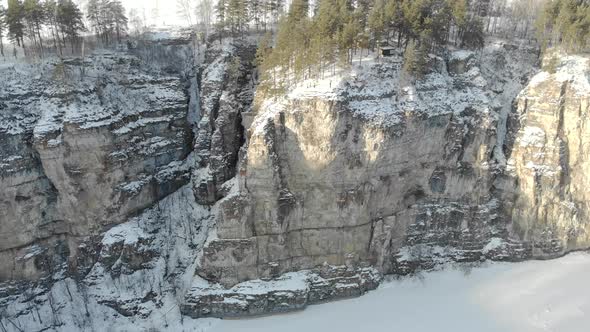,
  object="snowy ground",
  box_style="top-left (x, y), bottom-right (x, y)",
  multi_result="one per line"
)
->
top-left (209, 252), bottom-right (590, 332)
